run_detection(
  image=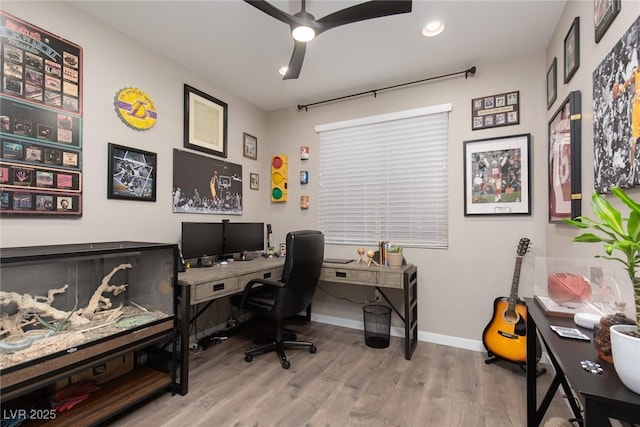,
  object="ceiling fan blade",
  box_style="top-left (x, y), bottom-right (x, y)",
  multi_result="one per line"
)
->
top-left (315, 1), bottom-right (412, 35)
top-left (283, 41), bottom-right (306, 80)
top-left (244, 0), bottom-right (296, 26)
